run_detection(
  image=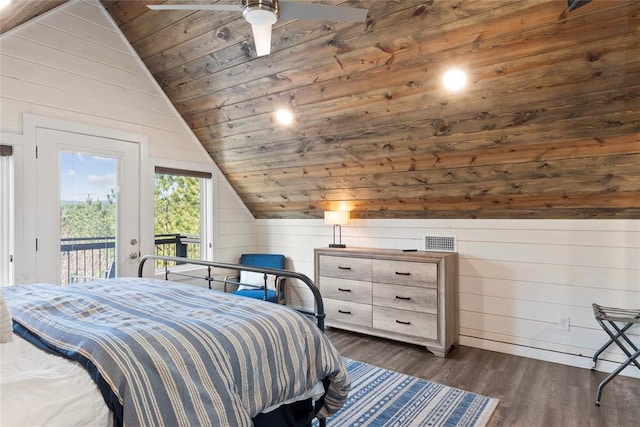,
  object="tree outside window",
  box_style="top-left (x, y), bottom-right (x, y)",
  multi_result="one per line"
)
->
top-left (154, 170), bottom-right (209, 267)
